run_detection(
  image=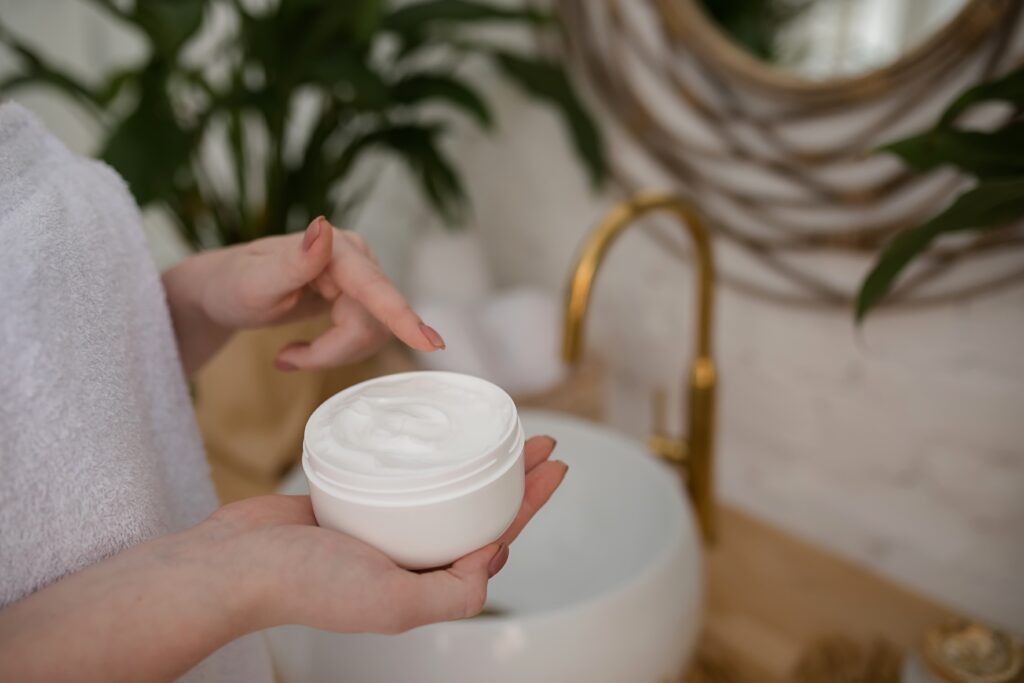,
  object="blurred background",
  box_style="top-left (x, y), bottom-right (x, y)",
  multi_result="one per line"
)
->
top-left (2, 1), bottom-right (1022, 681)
